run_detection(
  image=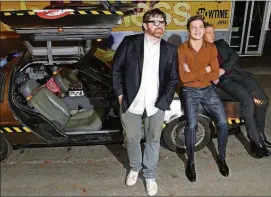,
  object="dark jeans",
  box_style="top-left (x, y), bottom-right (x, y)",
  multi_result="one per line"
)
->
top-left (220, 71), bottom-right (269, 143)
top-left (181, 85), bottom-right (228, 162)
